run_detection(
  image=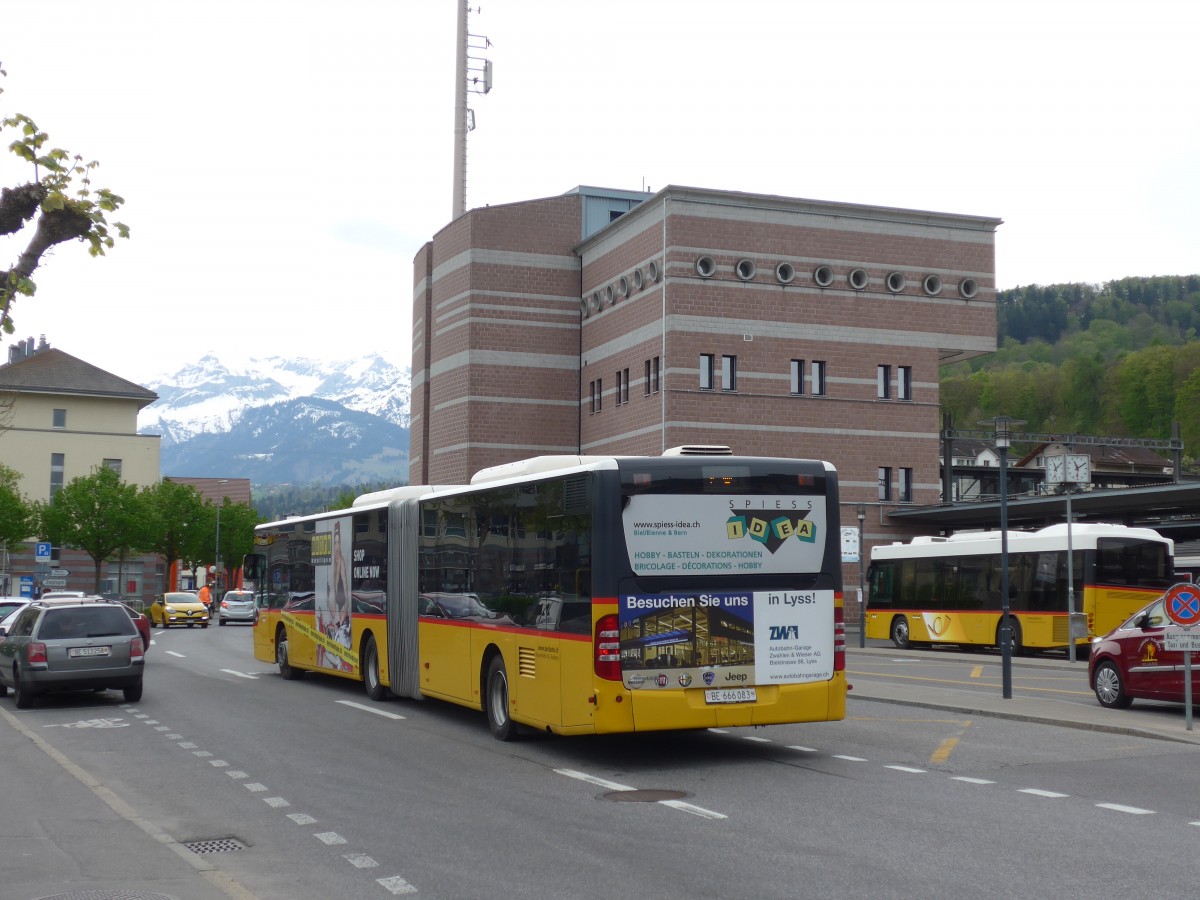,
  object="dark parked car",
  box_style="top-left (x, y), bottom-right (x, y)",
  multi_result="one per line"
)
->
top-left (0, 599), bottom-right (145, 708)
top-left (1089, 596), bottom-right (1200, 709)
